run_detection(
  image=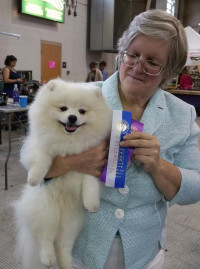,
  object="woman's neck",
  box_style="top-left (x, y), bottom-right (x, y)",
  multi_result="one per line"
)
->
top-left (8, 66), bottom-right (15, 71)
top-left (119, 85), bottom-right (149, 121)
